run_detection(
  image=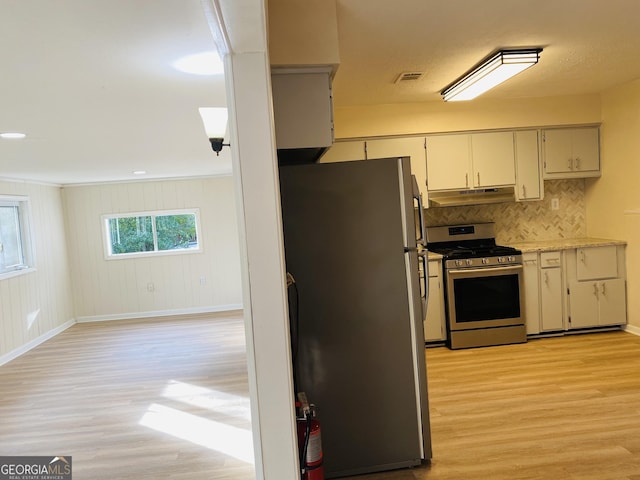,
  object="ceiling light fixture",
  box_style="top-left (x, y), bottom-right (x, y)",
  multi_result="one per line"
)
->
top-left (441, 48), bottom-right (542, 102)
top-left (198, 107), bottom-right (229, 156)
top-left (0, 132), bottom-right (26, 139)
